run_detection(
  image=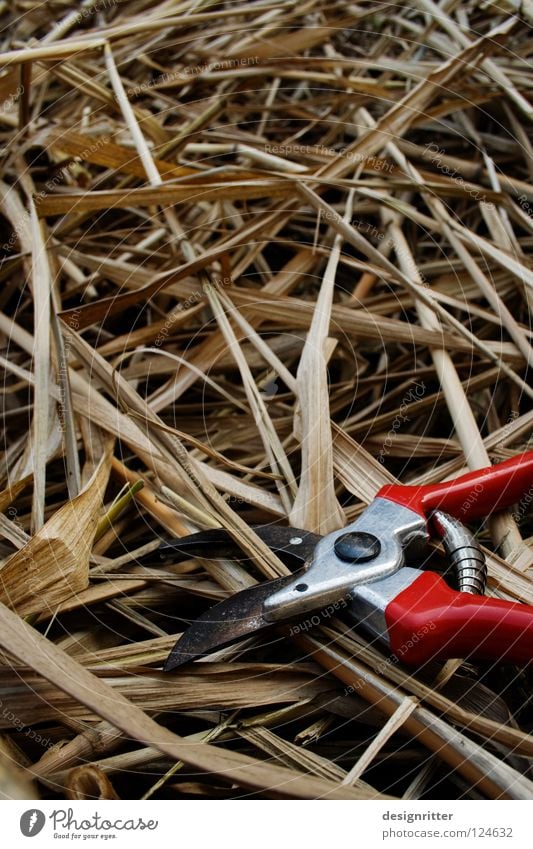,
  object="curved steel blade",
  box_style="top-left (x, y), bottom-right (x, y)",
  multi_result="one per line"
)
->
top-left (146, 526), bottom-right (320, 569)
top-left (163, 574), bottom-right (299, 671)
